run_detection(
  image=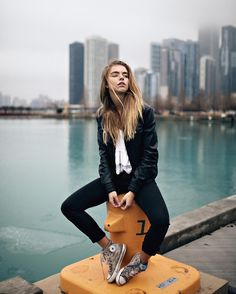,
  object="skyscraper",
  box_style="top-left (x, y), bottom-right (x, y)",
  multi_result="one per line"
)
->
top-left (69, 42), bottom-right (84, 105)
top-left (108, 43), bottom-right (119, 62)
top-left (199, 27), bottom-right (219, 62)
top-left (198, 27), bottom-right (220, 106)
top-left (160, 48), bottom-right (169, 99)
top-left (84, 36), bottom-right (108, 109)
top-left (134, 68), bottom-right (147, 95)
top-left (220, 25), bottom-right (236, 96)
top-left (163, 39), bottom-right (186, 99)
top-left (185, 41), bottom-right (199, 100)
top-left (150, 43), bottom-right (162, 73)
top-left (200, 56), bottom-right (216, 98)
top-left (144, 72), bottom-right (159, 106)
